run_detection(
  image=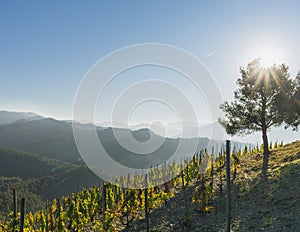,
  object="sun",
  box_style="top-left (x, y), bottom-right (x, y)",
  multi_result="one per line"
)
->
top-left (247, 41), bottom-right (287, 68)
top-left (259, 50), bottom-right (277, 67)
